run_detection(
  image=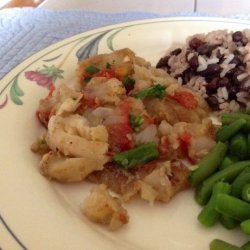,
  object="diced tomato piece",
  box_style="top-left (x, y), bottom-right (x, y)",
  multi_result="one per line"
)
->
top-left (48, 84), bottom-right (55, 97)
top-left (172, 91), bottom-right (198, 109)
top-left (95, 69), bottom-right (117, 79)
top-left (36, 111), bottom-right (50, 128)
top-left (119, 213), bottom-right (128, 224)
top-left (180, 131), bottom-right (192, 143)
top-left (145, 115), bottom-right (155, 125)
top-left (83, 68), bottom-right (119, 82)
top-left (107, 98), bottom-right (134, 152)
top-left (80, 96), bottom-right (101, 109)
top-left (107, 123), bottom-right (134, 152)
top-left (36, 108), bottom-right (56, 128)
top-left (159, 136), bottom-right (169, 155)
top-left (117, 98), bottom-right (132, 119)
top-left (35, 85), bottom-right (55, 127)
top-left (179, 131), bottom-right (192, 156)
top-left (36, 111), bottom-right (49, 127)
